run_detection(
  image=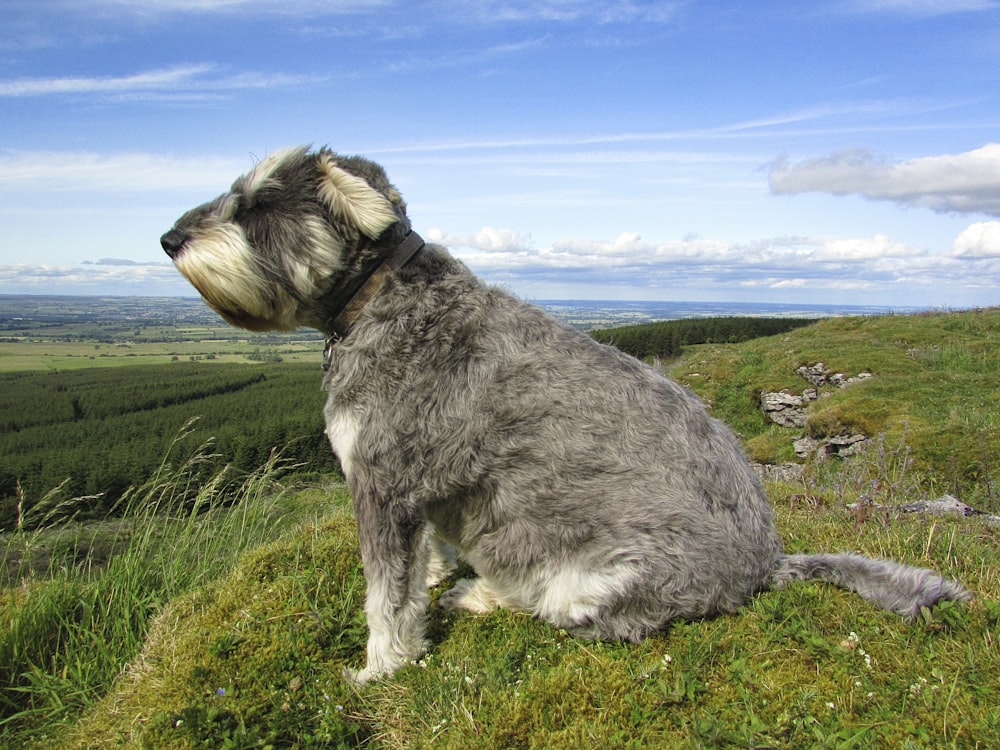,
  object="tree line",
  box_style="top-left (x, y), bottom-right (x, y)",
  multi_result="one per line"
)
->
top-left (589, 316), bottom-right (818, 359)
